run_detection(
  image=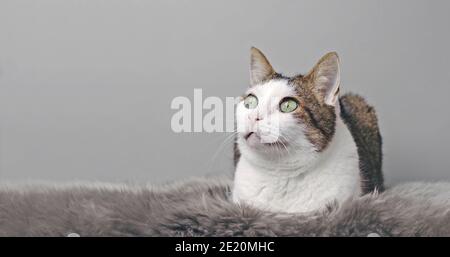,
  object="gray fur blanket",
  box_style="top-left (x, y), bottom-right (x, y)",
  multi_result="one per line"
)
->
top-left (0, 178), bottom-right (449, 237)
